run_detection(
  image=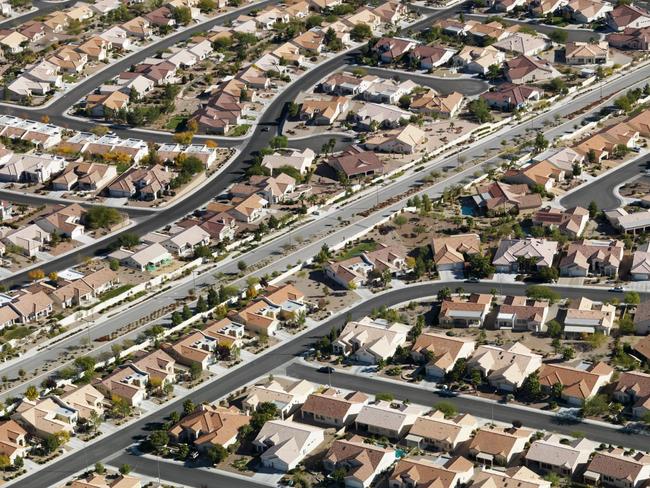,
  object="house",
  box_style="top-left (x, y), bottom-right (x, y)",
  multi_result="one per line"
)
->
top-left (300, 389), bottom-right (368, 427)
top-left (2, 224), bottom-right (50, 257)
top-left (8, 291), bottom-right (54, 323)
top-left (345, 8), bottom-right (382, 29)
top-left (162, 225), bottom-right (211, 257)
top-left (612, 371), bottom-right (650, 418)
top-left (241, 173), bottom-right (296, 204)
top-left (454, 45), bottom-right (505, 75)
top-left (373, 0), bottom-right (408, 23)
top-left (97, 365), bottom-right (148, 406)
top-left (36, 203), bottom-right (86, 239)
top-left (438, 294), bottom-right (492, 328)
top-left (355, 103), bottom-right (413, 130)
top-left (325, 243), bottom-right (408, 289)
top-left (411, 332), bottom-right (476, 378)
top-left (465, 20), bottom-right (511, 41)
top-left (492, 238), bottom-right (558, 273)
top-left (18, 21), bottom-right (46, 41)
top-left (323, 436), bottom-right (396, 488)
top-left (169, 404), bottom-right (250, 450)
top-left (404, 411), bottom-right (478, 451)
top-left (468, 427), bottom-right (534, 466)
top-left (0, 31), bottom-right (28, 53)
top-left (253, 419), bottom-right (324, 472)
top-left (373, 36), bottom-right (418, 63)
top-left (564, 0), bottom-right (612, 23)
top-left (0, 153), bottom-right (67, 183)
top-left (390, 456), bottom-right (475, 488)
top-left (493, 32), bottom-right (550, 56)
top-left (409, 45), bottom-right (456, 69)
top-left (144, 6), bottom-right (175, 27)
top-left (504, 159), bottom-right (563, 190)
top-left (495, 296), bottom-right (550, 333)
top-left (292, 30), bottom-right (324, 54)
top-left (505, 55), bottom-right (560, 84)
top-left (634, 334), bottom-right (650, 360)
top-left (608, 26), bottom-right (650, 50)
top-left (0, 116), bottom-right (63, 149)
top-left (607, 4), bottom-right (650, 31)
top-left (121, 17), bottom-right (152, 39)
top-left (0, 420), bottom-right (27, 463)
top-left (233, 283), bottom-right (305, 336)
top-left (7, 76), bottom-right (55, 100)
top-left (299, 96), bottom-right (349, 125)
top-left (13, 397), bottom-right (77, 439)
top-left (321, 72), bottom-right (379, 96)
top-left (48, 48), bottom-right (88, 74)
top-left (634, 301), bottom-right (650, 334)
top-left (543, 146), bottom-right (586, 172)
top-left (52, 162), bottom-right (116, 192)
top-left (472, 181), bottom-right (543, 214)
top-left (532, 207), bottom-right (589, 237)
top-left (133, 349), bottom-right (176, 387)
top-left (526, 434), bottom-right (598, 477)
top-left (70, 474), bottom-right (141, 488)
top-left (538, 361), bottom-right (613, 405)
top-left (59, 384), bottom-right (105, 420)
top-left (481, 84), bottom-right (543, 112)
top-left (308, 0), bottom-right (341, 11)
top-left (327, 146), bottom-right (383, 179)
top-left (471, 467), bottom-right (550, 488)
top-left (333, 316), bottom-right (410, 364)
top-left (157, 144), bottom-right (218, 168)
top-left (355, 401), bottom-right (427, 440)
top-left (165, 330), bottom-right (218, 370)
top-left (0, 307), bottom-right (18, 330)
top-left (565, 41), bottom-right (609, 64)
top-left (117, 243), bottom-right (173, 272)
top-left (410, 90), bottom-right (464, 119)
top-left (364, 124), bottom-right (426, 154)
top-left (261, 148), bottom-right (315, 175)
top-left (243, 377), bottom-right (314, 418)
top-left (560, 239), bottom-right (624, 277)
top-left (430, 233), bottom-right (481, 272)
top-left (107, 165), bottom-right (172, 200)
top-left (494, 0), bottom-right (528, 12)
top-left (229, 193), bottom-right (267, 223)
top-left (100, 26), bottom-right (132, 50)
top-left (467, 343), bottom-right (543, 391)
top-left (584, 450), bottom-right (650, 488)
top-left (606, 208), bottom-right (650, 235)
top-left (563, 297), bottom-right (615, 336)
top-left (362, 79), bottom-right (418, 105)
